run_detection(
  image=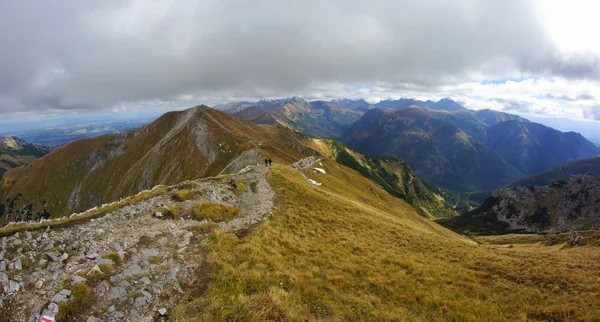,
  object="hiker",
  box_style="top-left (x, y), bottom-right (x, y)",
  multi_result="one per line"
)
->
top-left (268, 158), bottom-right (272, 166)
top-left (570, 231), bottom-right (581, 246)
top-left (265, 158), bottom-right (268, 167)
